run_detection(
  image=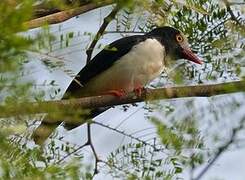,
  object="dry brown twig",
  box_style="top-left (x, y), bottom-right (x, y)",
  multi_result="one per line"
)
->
top-left (25, 1), bottom-right (114, 29)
